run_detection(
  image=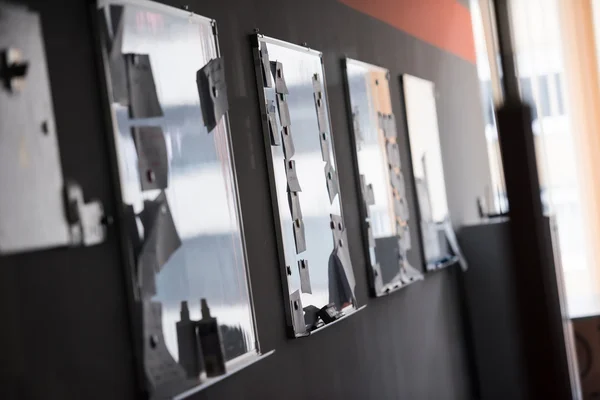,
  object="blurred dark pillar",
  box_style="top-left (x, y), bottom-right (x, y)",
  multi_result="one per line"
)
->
top-left (492, 0), bottom-right (575, 398)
